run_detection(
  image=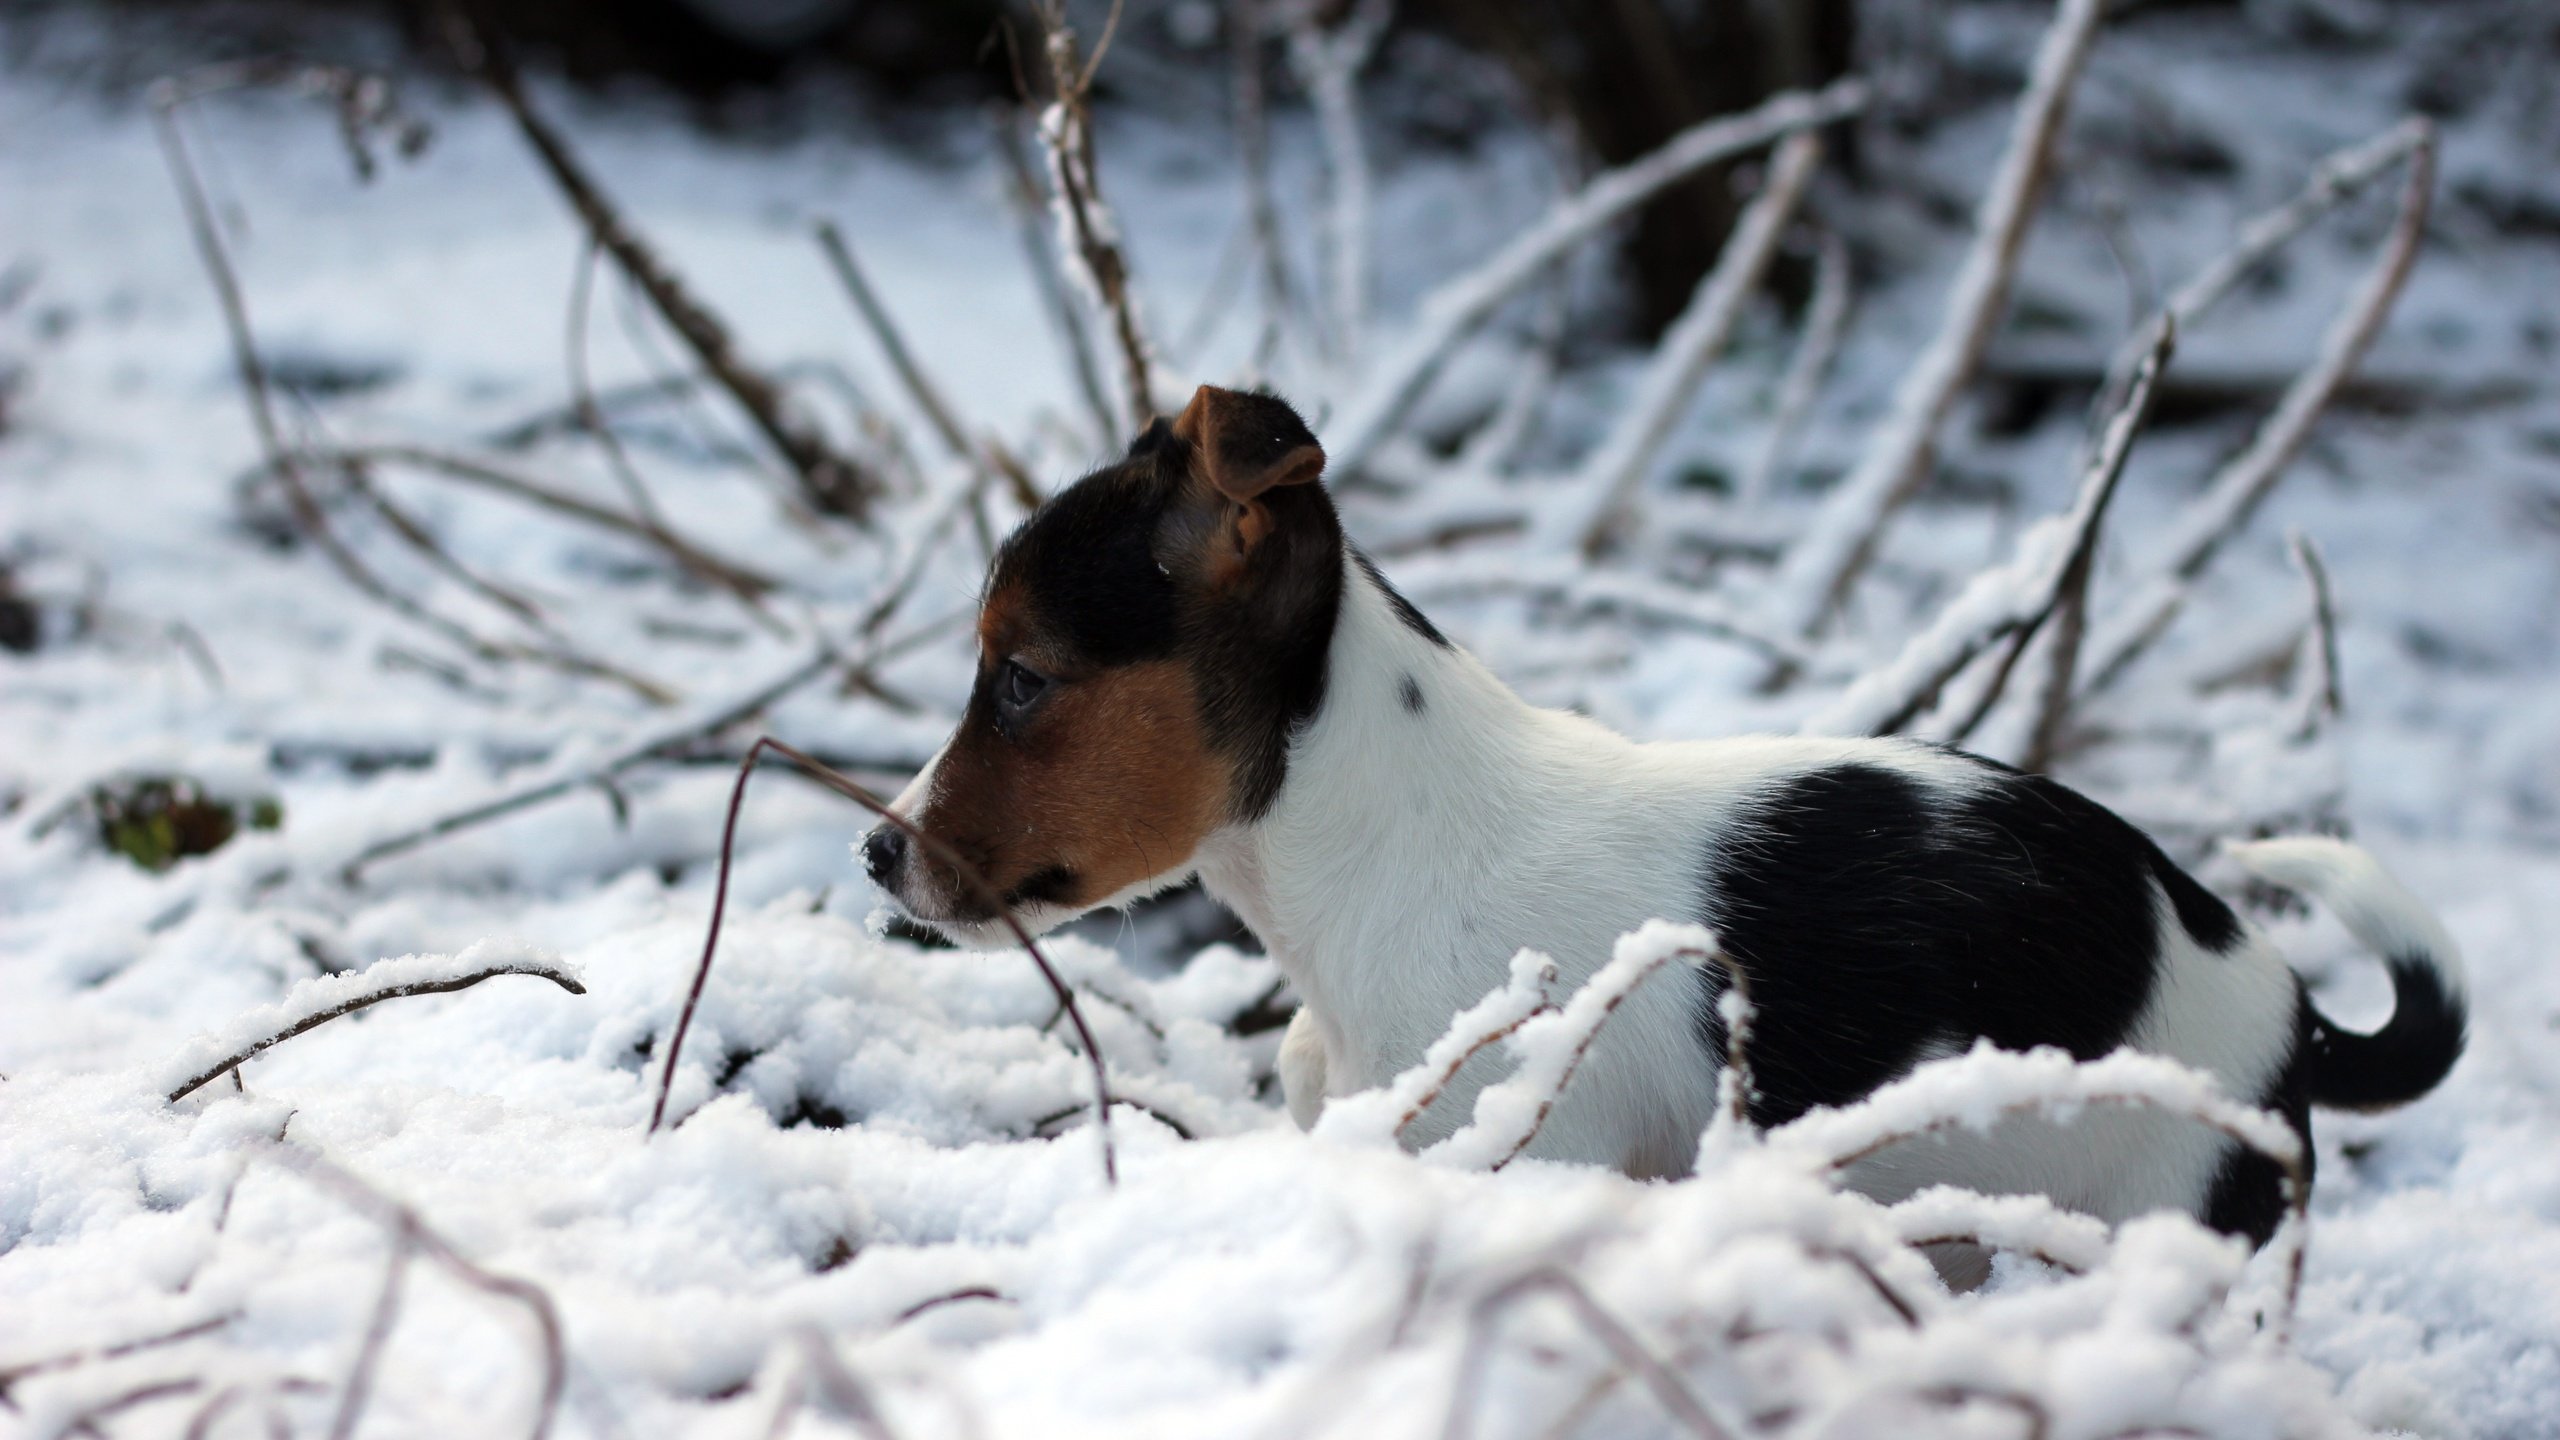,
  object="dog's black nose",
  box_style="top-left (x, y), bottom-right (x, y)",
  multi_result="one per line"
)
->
top-left (863, 825), bottom-right (908, 887)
